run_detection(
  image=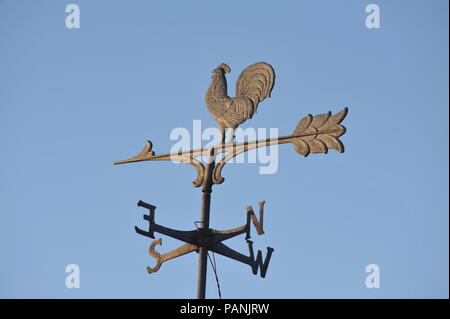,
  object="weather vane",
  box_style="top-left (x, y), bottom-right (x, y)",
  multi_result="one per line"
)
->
top-left (114, 62), bottom-right (348, 299)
